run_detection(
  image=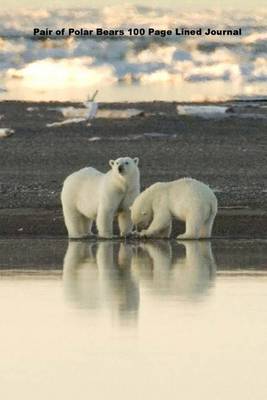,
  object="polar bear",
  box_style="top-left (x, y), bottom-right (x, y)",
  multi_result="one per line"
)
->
top-left (61, 157), bottom-right (140, 238)
top-left (131, 178), bottom-right (217, 239)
